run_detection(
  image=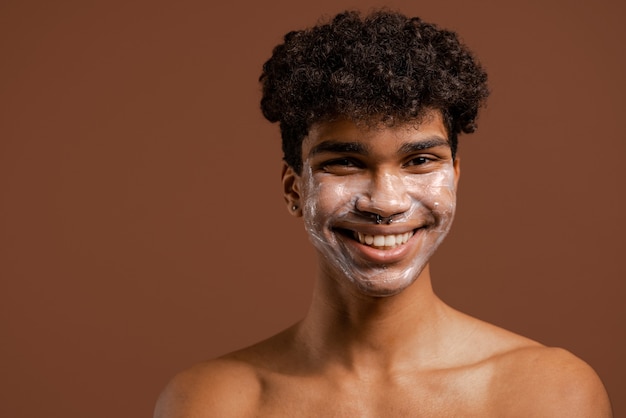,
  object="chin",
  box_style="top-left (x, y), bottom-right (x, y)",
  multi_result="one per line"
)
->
top-left (358, 286), bottom-right (406, 298)
top-left (347, 269), bottom-right (419, 298)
